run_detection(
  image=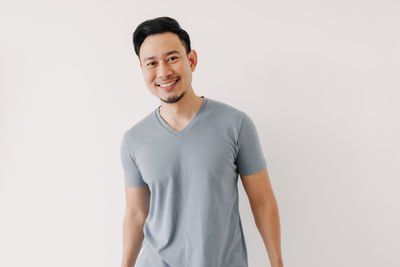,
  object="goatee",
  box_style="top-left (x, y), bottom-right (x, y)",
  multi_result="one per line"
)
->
top-left (161, 90), bottom-right (186, 104)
